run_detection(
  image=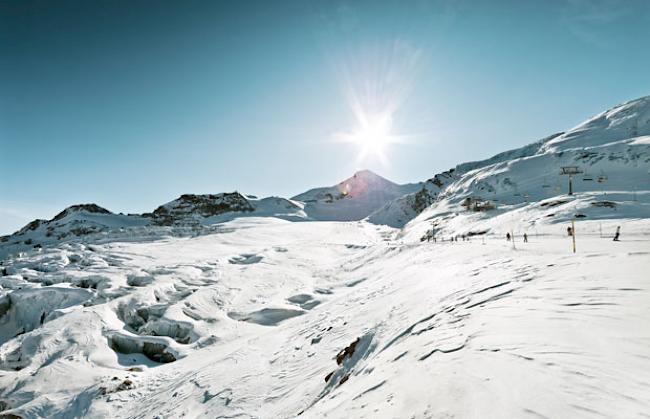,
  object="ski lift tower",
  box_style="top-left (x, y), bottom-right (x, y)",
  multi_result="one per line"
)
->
top-left (560, 166), bottom-right (582, 196)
